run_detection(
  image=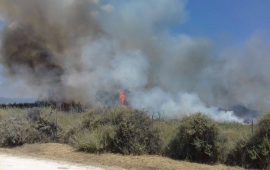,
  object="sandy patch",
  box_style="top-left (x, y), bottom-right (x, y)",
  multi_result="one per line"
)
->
top-left (0, 153), bottom-right (104, 170)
